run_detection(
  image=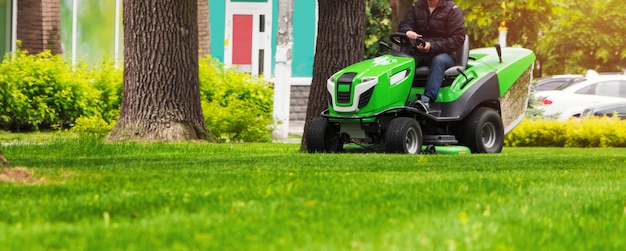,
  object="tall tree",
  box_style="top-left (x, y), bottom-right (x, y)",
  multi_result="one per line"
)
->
top-left (536, 0), bottom-right (626, 75)
top-left (300, 0), bottom-right (366, 151)
top-left (108, 0), bottom-right (212, 142)
top-left (455, 0), bottom-right (554, 49)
